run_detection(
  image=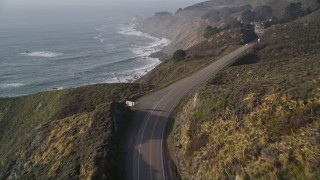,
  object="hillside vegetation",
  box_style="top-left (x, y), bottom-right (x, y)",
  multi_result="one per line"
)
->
top-left (137, 0), bottom-right (319, 54)
top-left (136, 28), bottom-right (256, 88)
top-left (0, 84), bottom-right (151, 179)
top-left (168, 11), bottom-right (320, 179)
